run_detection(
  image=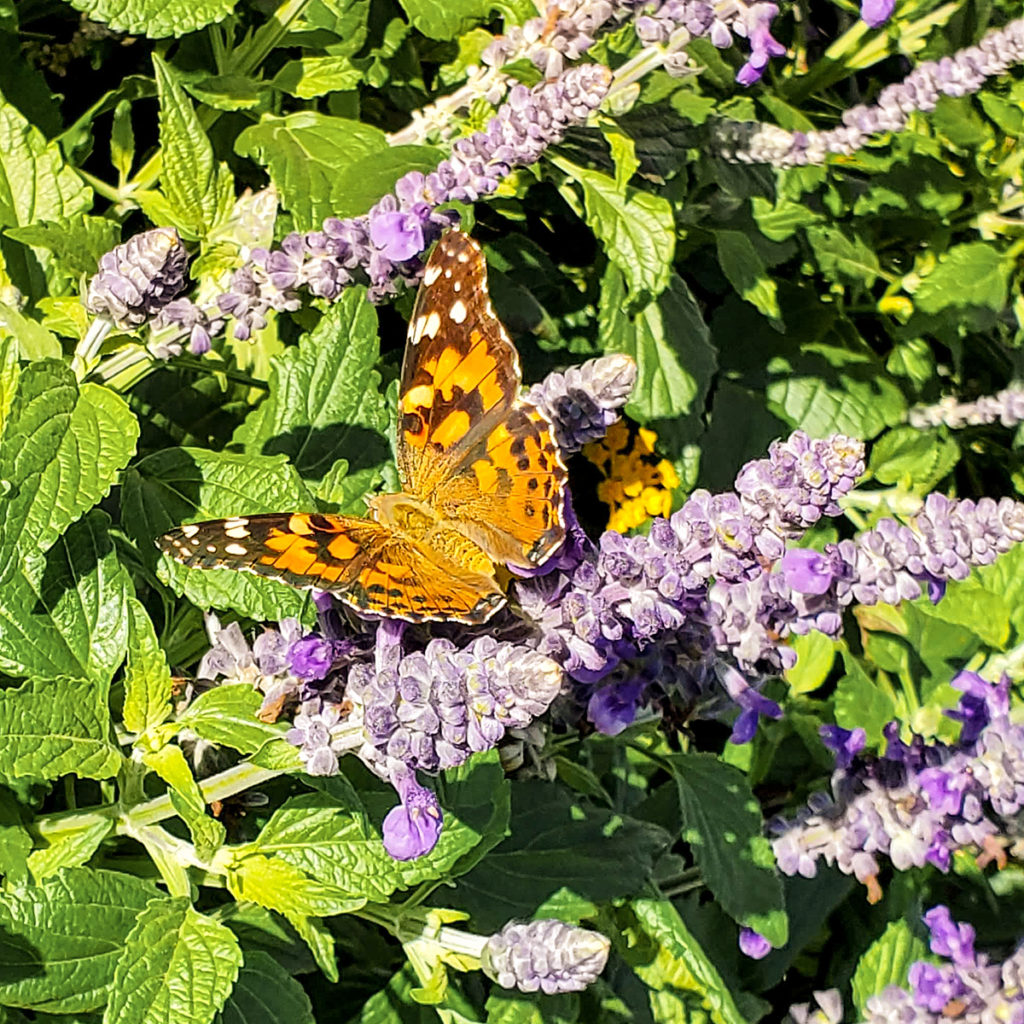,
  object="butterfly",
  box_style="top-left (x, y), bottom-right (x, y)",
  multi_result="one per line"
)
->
top-left (159, 230), bottom-right (568, 625)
